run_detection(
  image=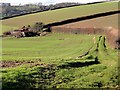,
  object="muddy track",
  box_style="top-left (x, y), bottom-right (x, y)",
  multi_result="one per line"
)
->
top-left (77, 36), bottom-right (107, 61)
top-left (103, 37), bottom-right (107, 49)
top-left (95, 36), bottom-right (102, 51)
top-left (77, 36), bottom-right (101, 58)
